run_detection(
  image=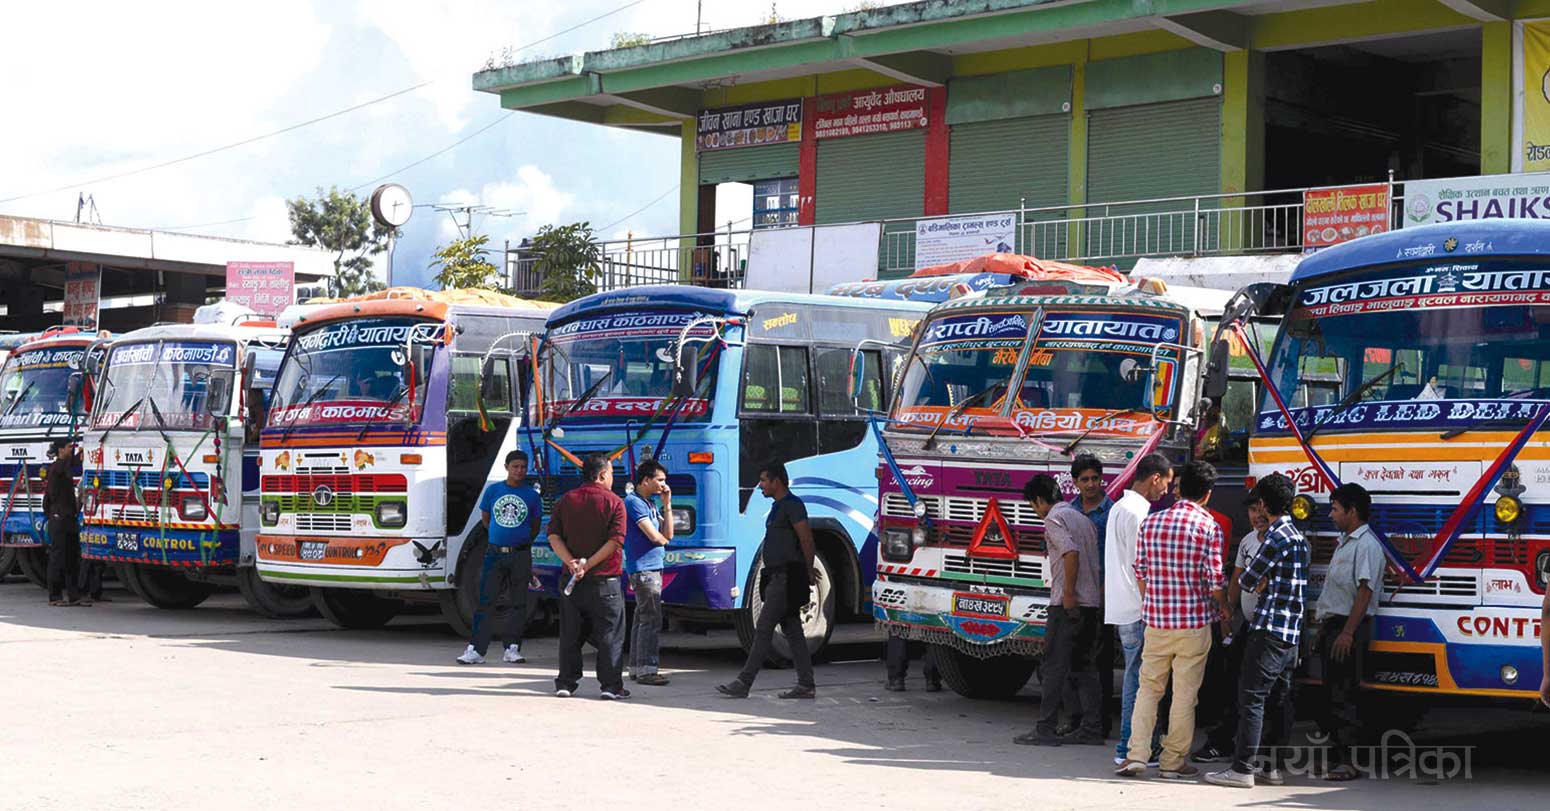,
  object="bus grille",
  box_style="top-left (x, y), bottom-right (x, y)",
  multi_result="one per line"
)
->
top-left (942, 552), bottom-right (1044, 582)
top-left (1383, 573), bottom-right (1478, 600)
top-left (295, 514), bottom-right (353, 533)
